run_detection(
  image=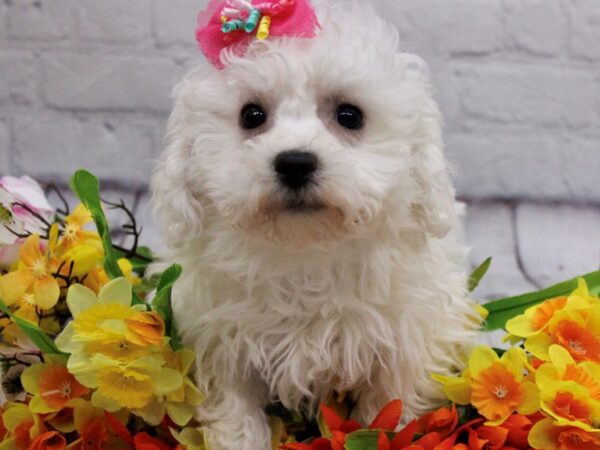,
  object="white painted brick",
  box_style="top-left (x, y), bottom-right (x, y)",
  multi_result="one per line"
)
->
top-left (503, 0), bottom-right (566, 56)
top-left (379, 0), bottom-right (502, 56)
top-left (453, 64), bottom-right (598, 128)
top-left (133, 192), bottom-right (165, 254)
top-left (0, 122), bottom-right (9, 173)
top-left (12, 115), bottom-right (156, 187)
top-left (41, 54), bottom-right (182, 113)
top-left (465, 202), bottom-right (536, 300)
top-left (448, 134), bottom-right (600, 203)
top-left (77, 0), bottom-right (151, 44)
top-left (6, 0), bottom-right (75, 40)
top-left (516, 203), bottom-right (600, 287)
top-left (569, 0), bottom-right (600, 60)
top-left (0, 51), bottom-right (37, 105)
top-left (154, 0), bottom-right (201, 47)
